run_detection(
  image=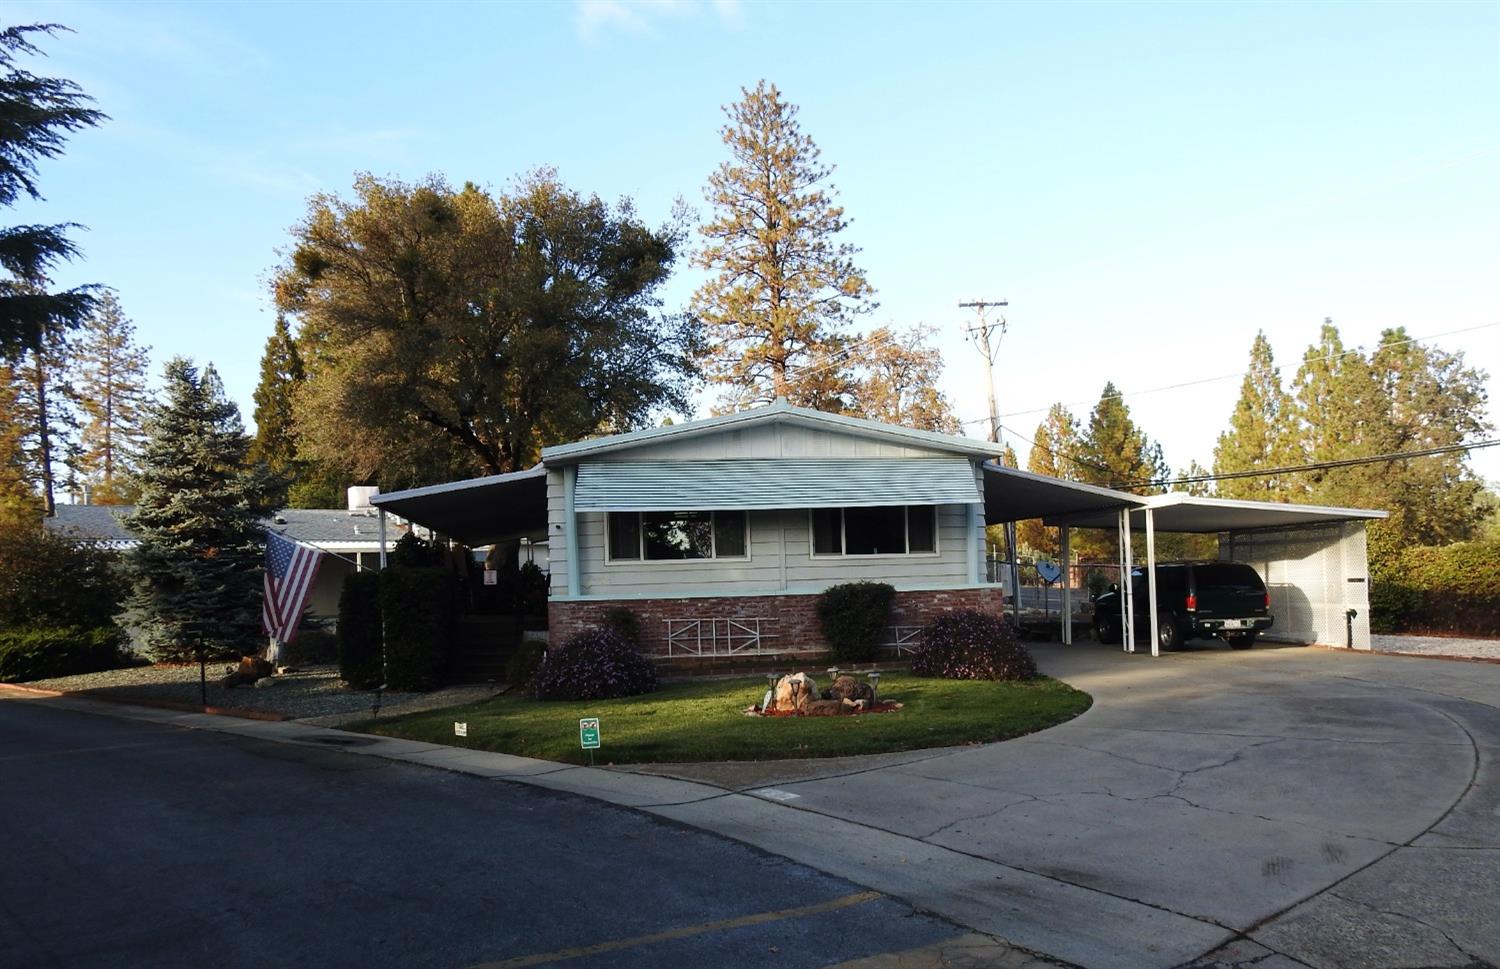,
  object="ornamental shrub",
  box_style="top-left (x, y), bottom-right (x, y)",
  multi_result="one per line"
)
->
top-left (337, 571), bottom-right (383, 688)
top-left (378, 567), bottom-right (453, 691)
top-left (911, 610), bottom-right (1037, 681)
top-left (0, 626), bottom-right (129, 683)
top-left (817, 582), bottom-right (895, 663)
top-left (530, 629), bottom-right (657, 701)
